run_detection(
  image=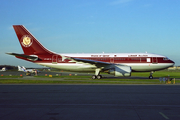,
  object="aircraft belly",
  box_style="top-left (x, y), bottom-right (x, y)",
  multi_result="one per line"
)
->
top-left (126, 63), bottom-right (174, 72)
